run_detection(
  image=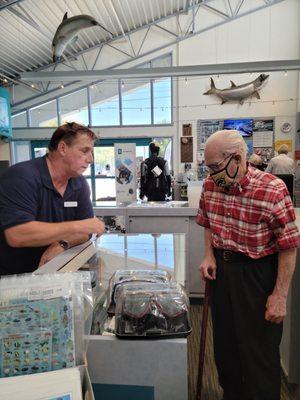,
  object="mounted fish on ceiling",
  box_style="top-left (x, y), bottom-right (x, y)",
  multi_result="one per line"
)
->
top-left (52, 13), bottom-right (113, 62)
top-left (203, 74), bottom-right (269, 105)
